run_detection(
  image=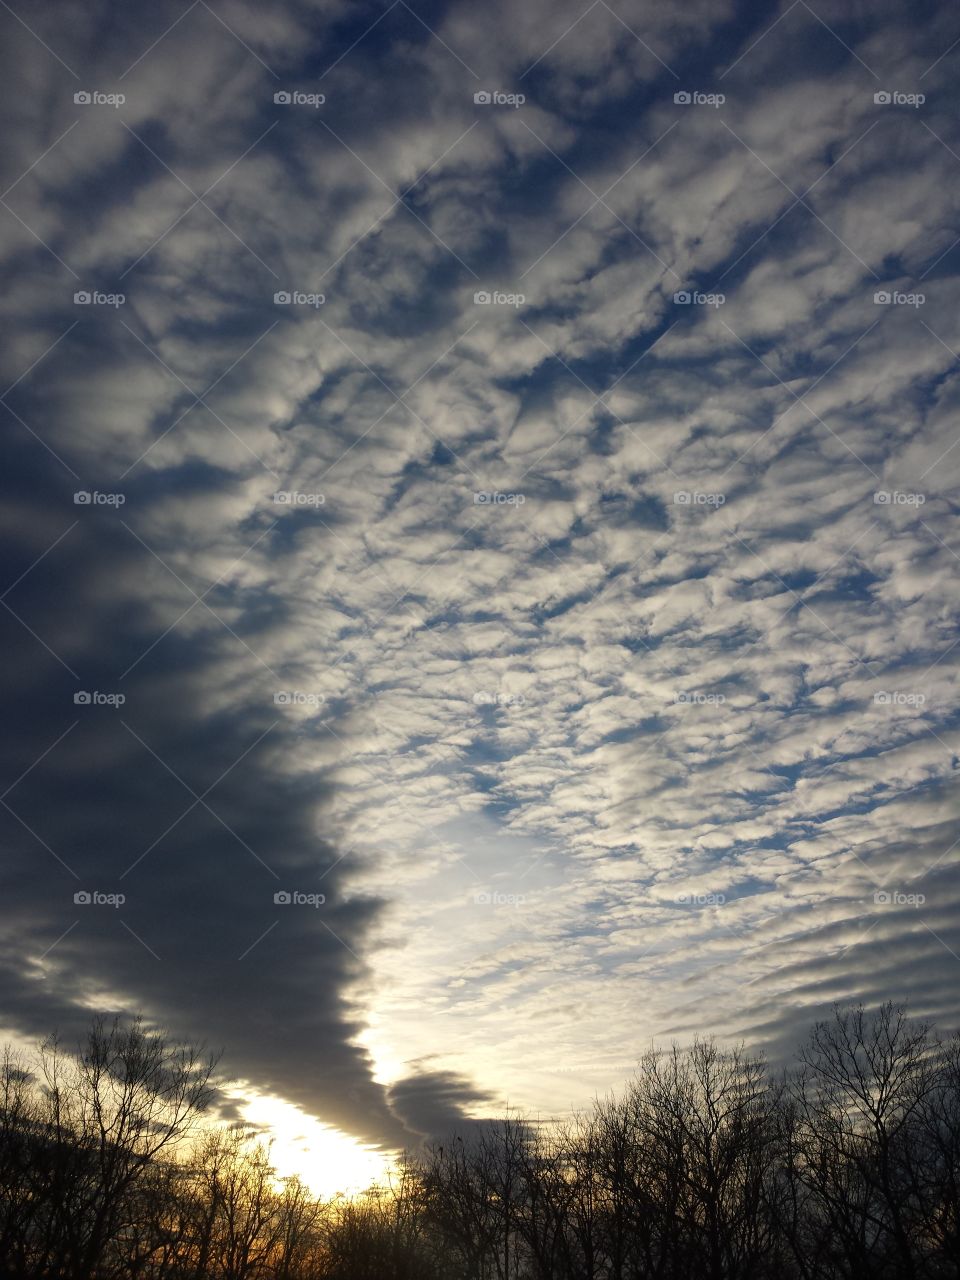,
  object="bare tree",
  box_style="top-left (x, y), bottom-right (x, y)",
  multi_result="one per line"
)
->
top-left (32, 1016), bottom-right (216, 1280)
top-left (3, 1004), bottom-right (960, 1280)
top-left (786, 1003), bottom-right (937, 1280)
top-left (0, 1048), bottom-right (42, 1277)
top-left (621, 1038), bottom-right (784, 1280)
